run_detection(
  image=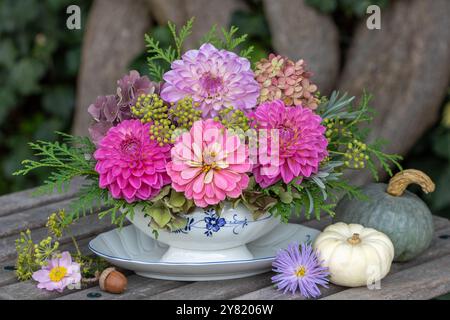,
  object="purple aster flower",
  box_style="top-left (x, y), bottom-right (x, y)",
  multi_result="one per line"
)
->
top-left (272, 242), bottom-right (329, 298)
top-left (160, 43), bottom-right (260, 118)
